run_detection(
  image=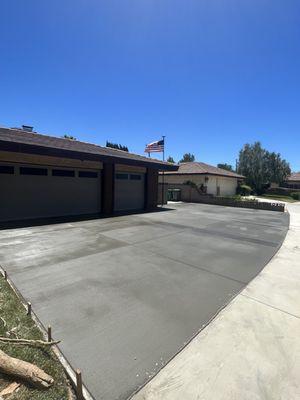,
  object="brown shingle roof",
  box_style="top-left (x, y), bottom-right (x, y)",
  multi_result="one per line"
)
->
top-left (286, 172), bottom-right (300, 182)
top-left (0, 127), bottom-right (177, 170)
top-left (163, 162), bottom-right (244, 178)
